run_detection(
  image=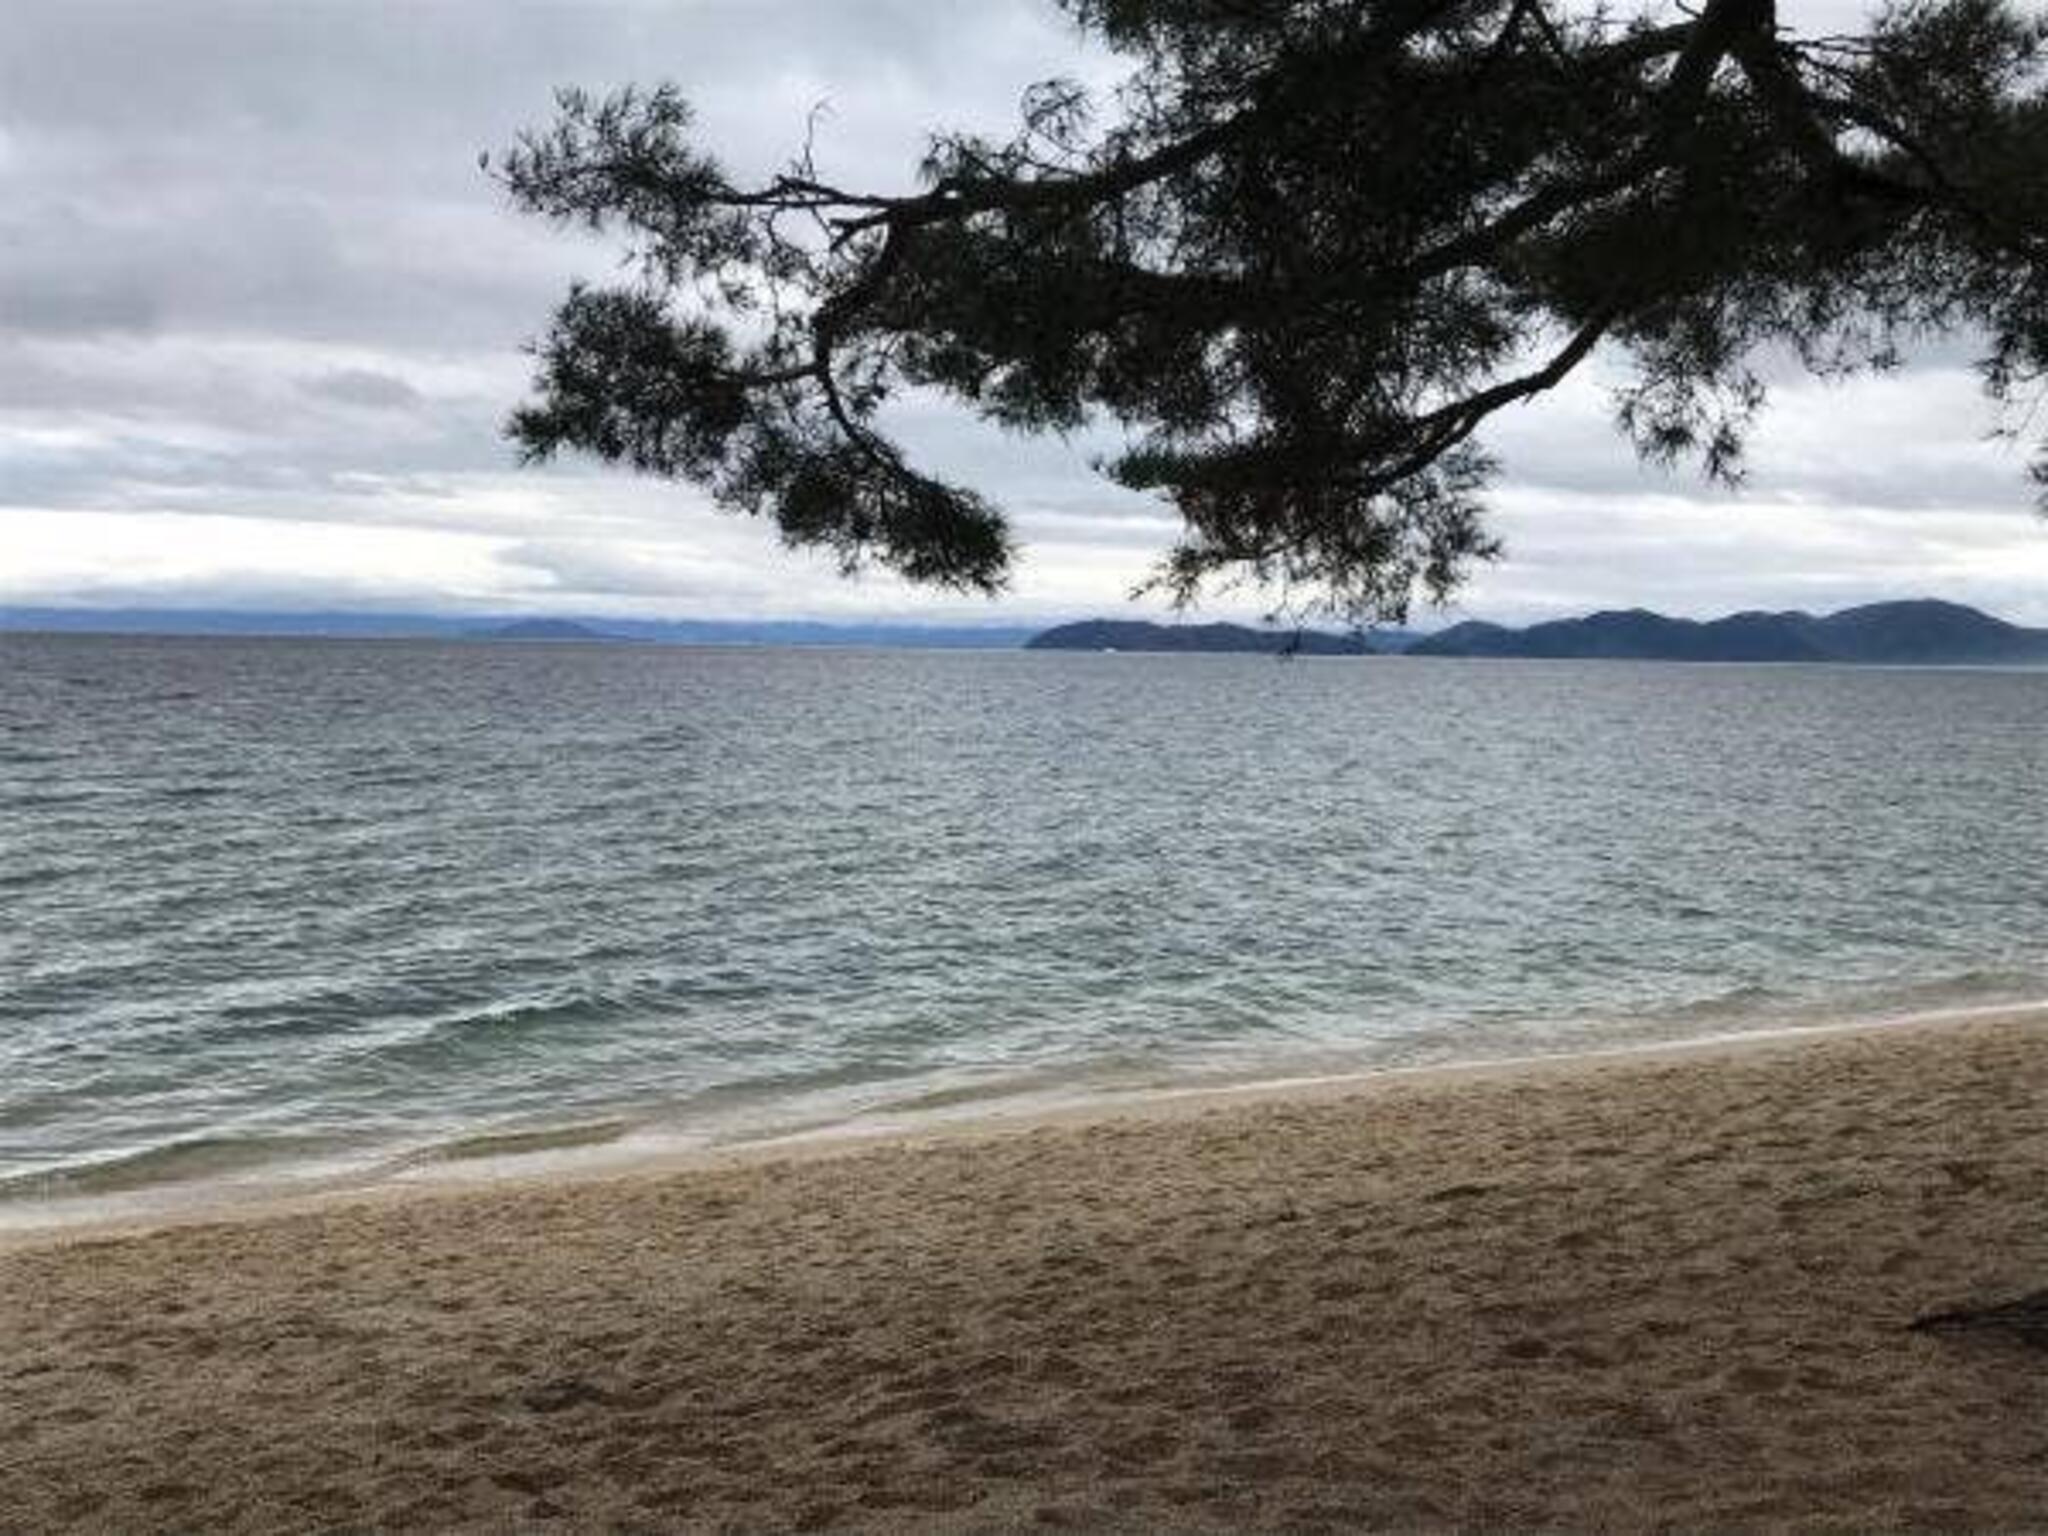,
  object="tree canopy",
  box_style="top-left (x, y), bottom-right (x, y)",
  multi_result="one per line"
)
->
top-left (499, 0), bottom-right (2048, 621)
